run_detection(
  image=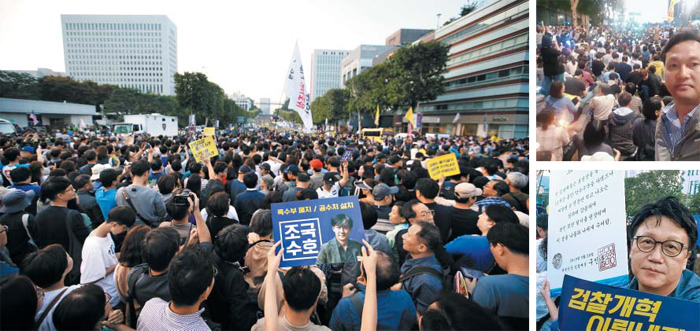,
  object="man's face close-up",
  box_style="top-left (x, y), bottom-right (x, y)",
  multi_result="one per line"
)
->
top-left (333, 225), bottom-right (350, 243)
top-left (411, 203), bottom-right (434, 223)
top-left (630, 215), bottom-right (692, 296)
top-left (665, 40), bottom-right (700, 107)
